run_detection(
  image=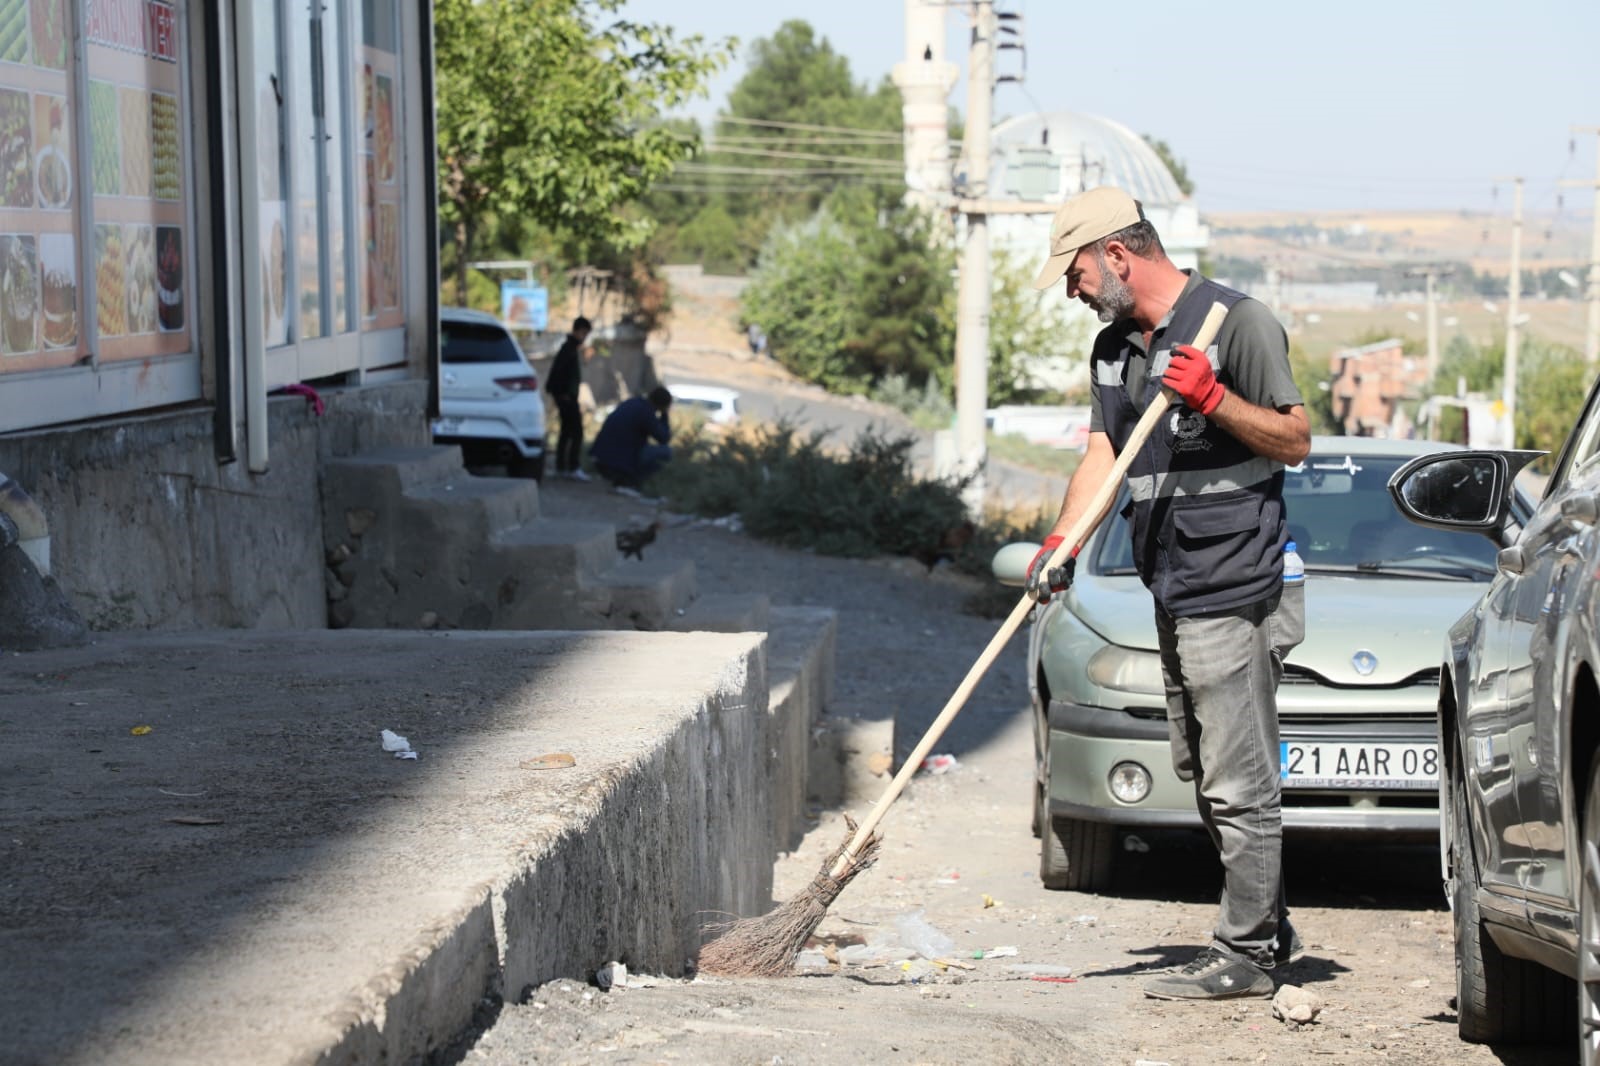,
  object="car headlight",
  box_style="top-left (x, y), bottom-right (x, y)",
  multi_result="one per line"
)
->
top-left (1109, 762), bottom-right (1152, 803)
top-left (1085, 645), bottom-right (1165, 695)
